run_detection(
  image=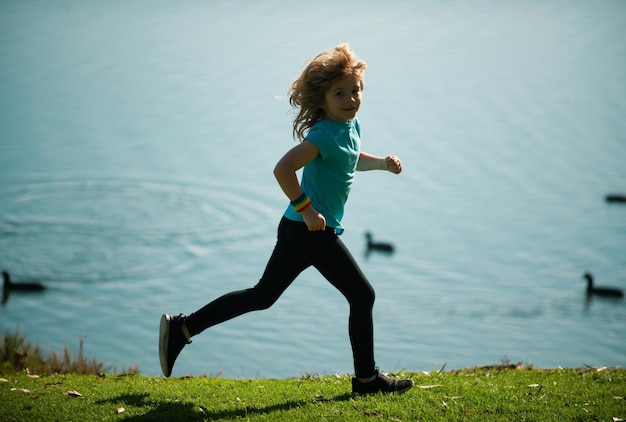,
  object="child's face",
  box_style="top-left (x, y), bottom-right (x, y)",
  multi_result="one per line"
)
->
top-left (321, 75), bottom-right (362, 122)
